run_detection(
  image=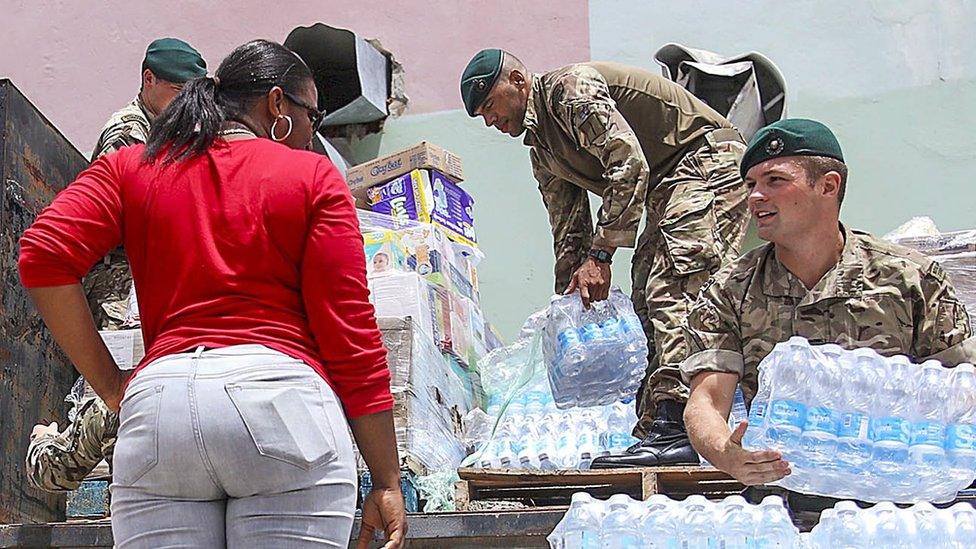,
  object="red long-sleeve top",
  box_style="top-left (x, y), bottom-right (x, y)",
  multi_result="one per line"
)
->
top-left (18, 139), bottom-right (393, 418)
